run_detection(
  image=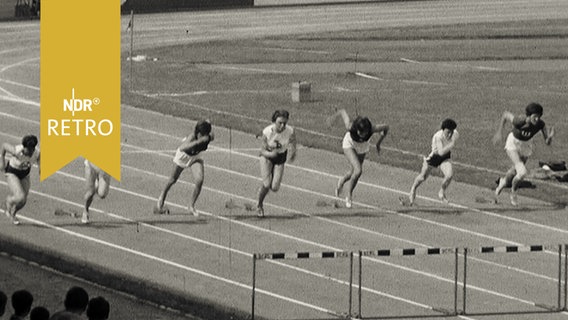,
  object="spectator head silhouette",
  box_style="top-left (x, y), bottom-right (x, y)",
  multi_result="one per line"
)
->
top-left (30, 306), bottom-right (50, 320)
top-left (11, 289), bottom-right (34, 318)
top-left (63, 286), bottom-right (89, 314)
top-left (86, 297), bottom-right (109, 320)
